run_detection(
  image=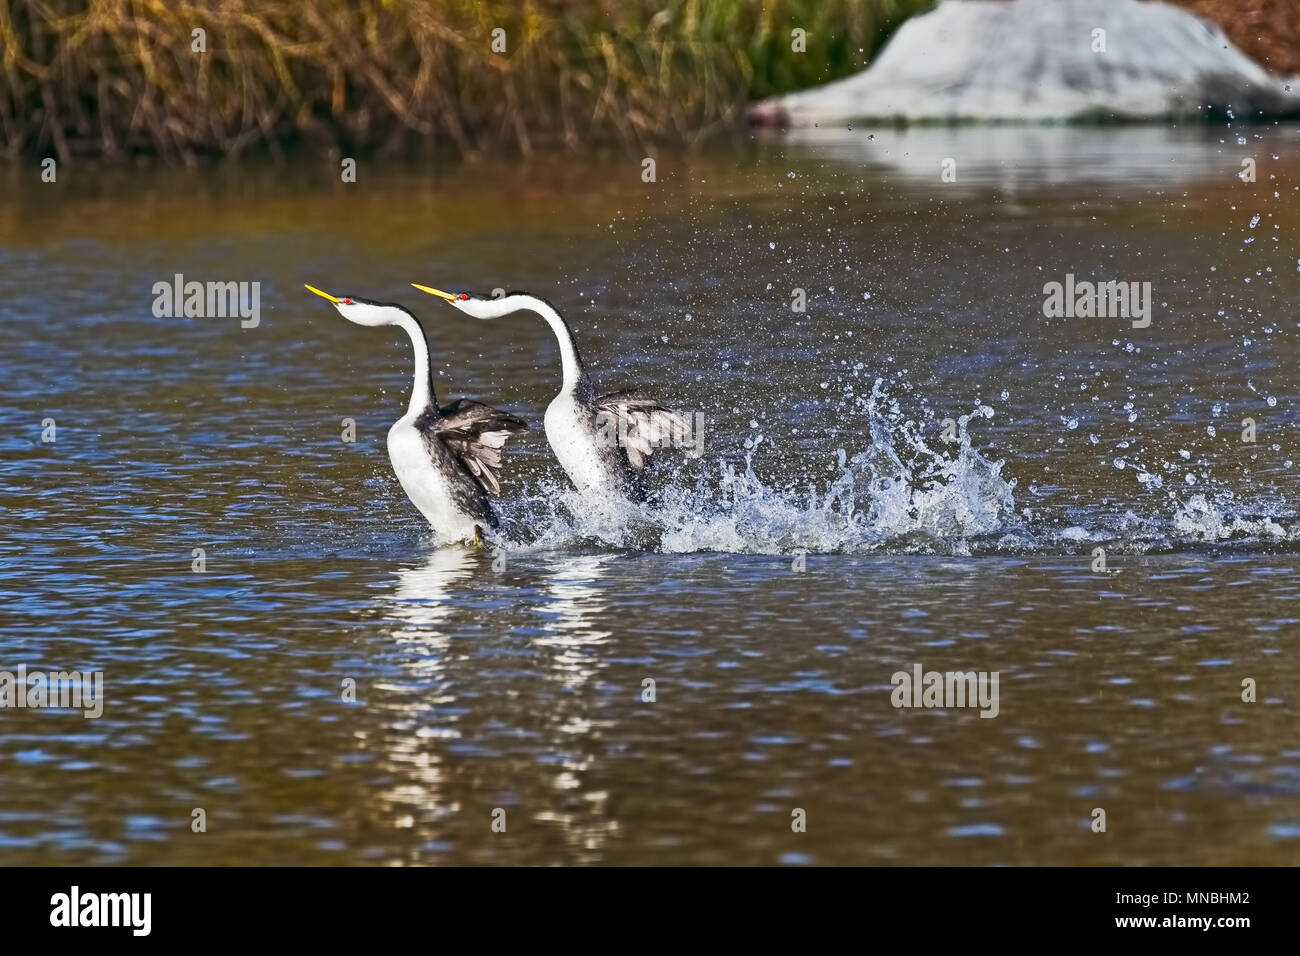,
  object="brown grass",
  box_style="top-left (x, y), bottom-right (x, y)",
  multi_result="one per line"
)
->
top-left (0, 0), bottom-right (930, 163)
